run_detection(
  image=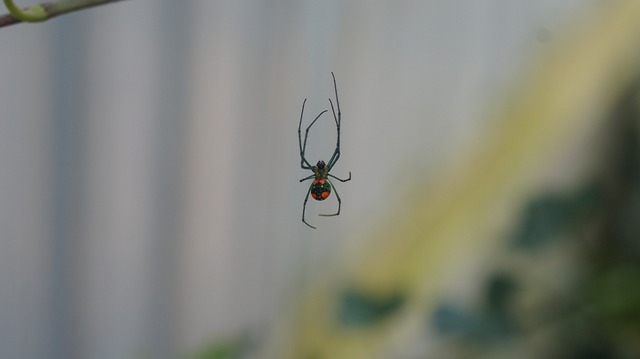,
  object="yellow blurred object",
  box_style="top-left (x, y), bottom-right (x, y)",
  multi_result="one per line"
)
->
top-left (285, 2), bottom-right (640, 358)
